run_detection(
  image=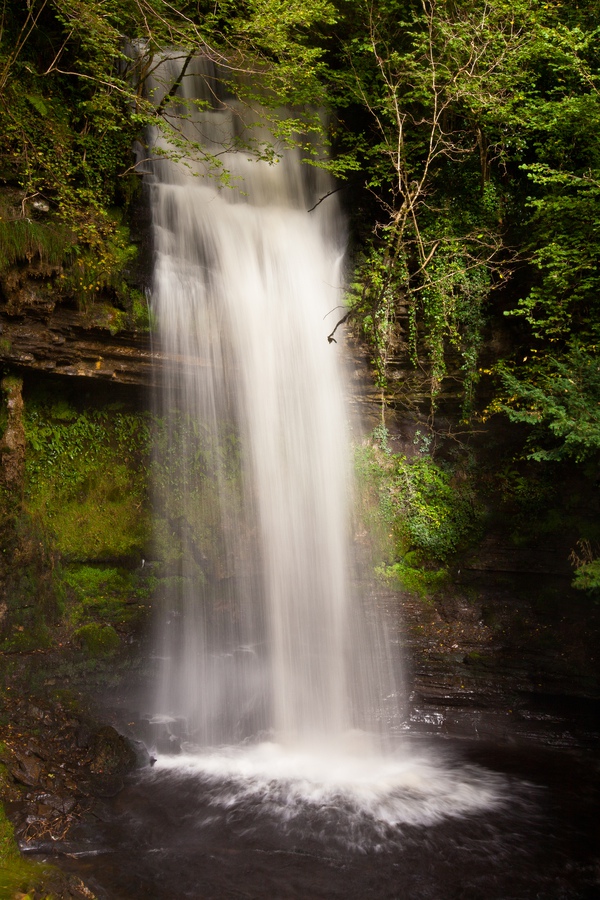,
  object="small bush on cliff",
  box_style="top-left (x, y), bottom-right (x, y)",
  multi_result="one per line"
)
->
top-left (570, 540), bottom-right (600, 599)
top-left (355, 428), bottom-right (481, 592)
top-left (572, 560), bottom-right (600, 596)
